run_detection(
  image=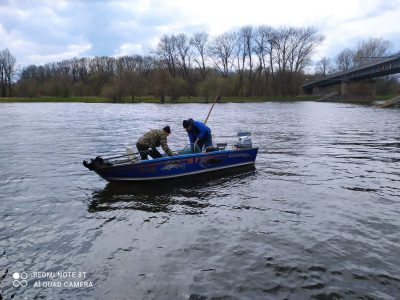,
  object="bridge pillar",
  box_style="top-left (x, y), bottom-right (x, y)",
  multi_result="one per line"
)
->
top-left (313, 86), bottom-right (340, 95)
top-left (341, 80), bottom-right (376, 102)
